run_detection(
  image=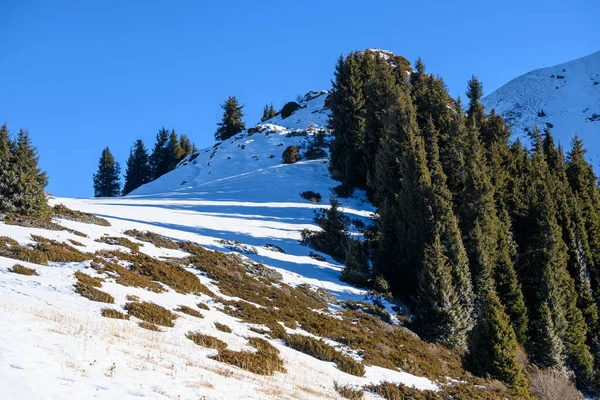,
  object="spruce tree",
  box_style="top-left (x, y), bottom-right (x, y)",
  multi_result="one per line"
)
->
top-left (261, 102), bottom-right (277, 122)
top-left (5, 129), bottom-right (50, 218)
top-left (93, 147), bottom-right (121, 197)
top-left (123, 139), bottom-right (152, 196)
top-left (469, 290), bottom-right (528, 393)
top-left (150, 127), bottom-right (170, 179)
top-left (466, 75), bottom-right (485, 125)
top-left (530, 300), bottom-right (565, 369)
top-left (166, 129), bottom-right (181, 170)
top-left (215, 96), bottom-right (246, 141)
top-left (177, 134), bottom-right (197, 162)
top-left (0, 123), bottom-right (15, 213)
top-left (341, 239), bottom-right (370, 286)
